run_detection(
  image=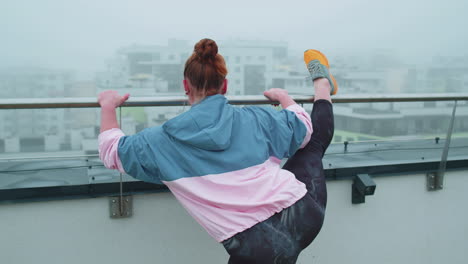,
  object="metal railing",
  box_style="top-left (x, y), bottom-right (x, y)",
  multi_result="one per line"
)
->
top-left (1, 93), bottom-right (467, 109)
top-left (1, 93), bottom-right (467, 194)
